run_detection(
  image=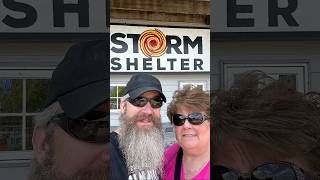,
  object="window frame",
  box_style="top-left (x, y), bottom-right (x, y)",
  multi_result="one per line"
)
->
top-left (178, 80), bottom-right (208, 91)
top-left (222, 63), bottom-right (309, 93)
top-left (110, 83), bottom-right (126, 112)
top-left (0, 68), bottom-right (53, 160)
